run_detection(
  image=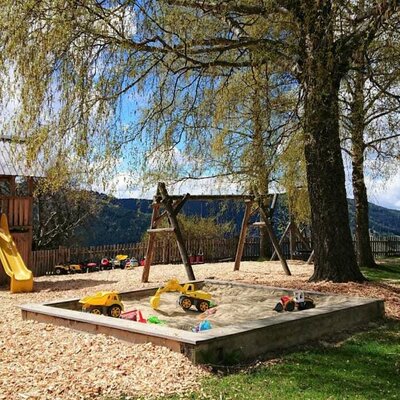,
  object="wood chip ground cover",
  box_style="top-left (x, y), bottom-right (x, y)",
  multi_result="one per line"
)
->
top-left (0, 261), bottom-right (398, 400)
